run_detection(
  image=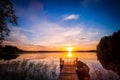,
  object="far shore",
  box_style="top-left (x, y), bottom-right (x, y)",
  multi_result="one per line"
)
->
top-left (21, 50), bottom-right (96, 53)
